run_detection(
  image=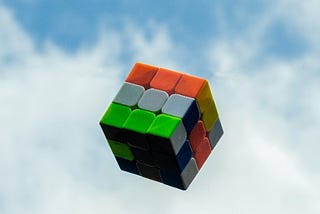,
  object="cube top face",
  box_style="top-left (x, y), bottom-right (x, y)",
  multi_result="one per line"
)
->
top-left (100, 62), bottom-right (223, 190)
top-left (124, 109), bottom-right (155, 134)
top-left (147, 114), bottom-right (182, 138)
top-left (162, 94), bottom-right (197, 118)
top-left (150, 67), bottom-right (182, 95)
top-left (138, 89), bottom-right (169, 113)
top-left (113, 82), bottom-right (145, 107)
top-left (125, 62), bottom-right (158, 89)
top-left (174, 74), bottom-right (206, 98)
